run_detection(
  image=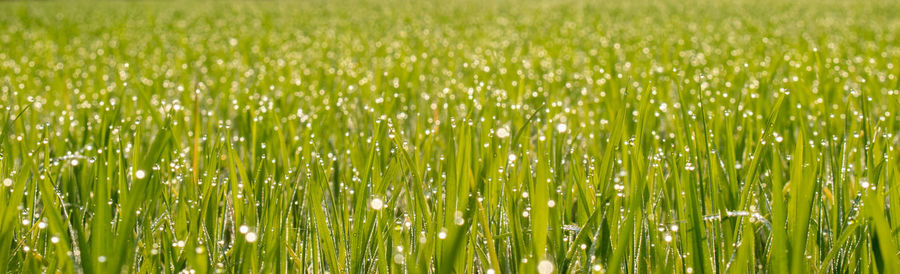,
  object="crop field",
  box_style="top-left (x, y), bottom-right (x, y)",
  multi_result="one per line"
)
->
top-left (1, 0), bottom-right (900, 273)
